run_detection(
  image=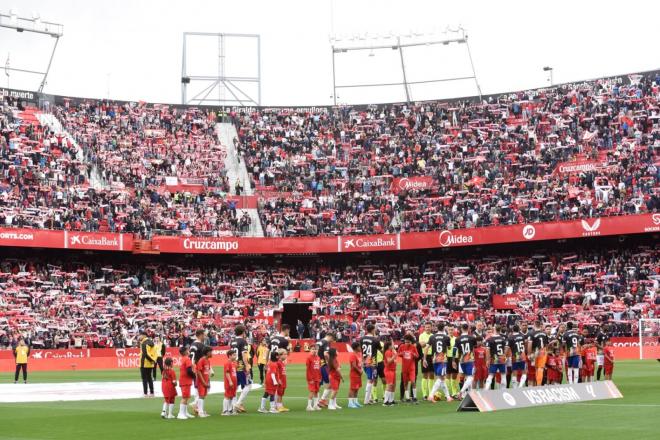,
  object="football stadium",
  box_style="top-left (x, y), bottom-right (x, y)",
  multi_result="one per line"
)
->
top-left (0, 1), bottom-right (658, 439)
